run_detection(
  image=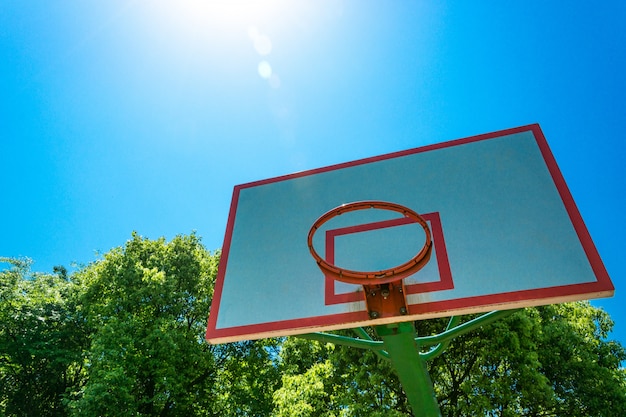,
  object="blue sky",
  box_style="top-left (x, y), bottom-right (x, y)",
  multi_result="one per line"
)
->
top-left (2, 1), bottom-right (625, 345)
